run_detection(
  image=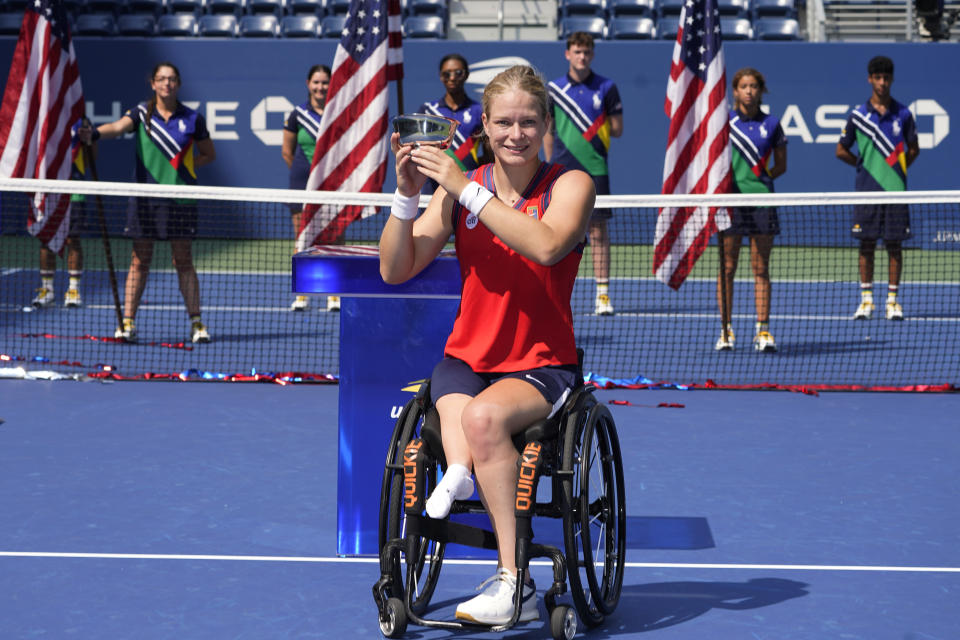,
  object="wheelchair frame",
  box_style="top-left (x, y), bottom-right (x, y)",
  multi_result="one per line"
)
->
top-left (372, 375), bottom-right (626, 639)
